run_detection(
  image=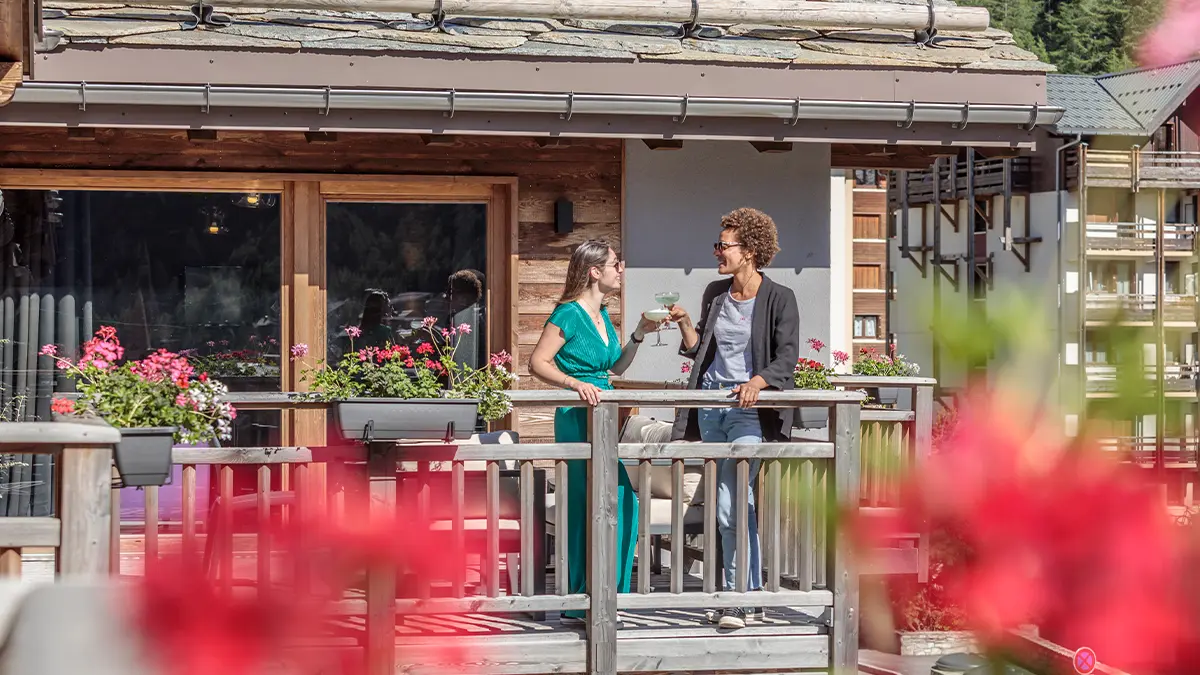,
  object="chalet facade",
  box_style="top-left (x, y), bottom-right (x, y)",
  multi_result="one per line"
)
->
top-left (0, 0), bottom-right (1062, 672)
